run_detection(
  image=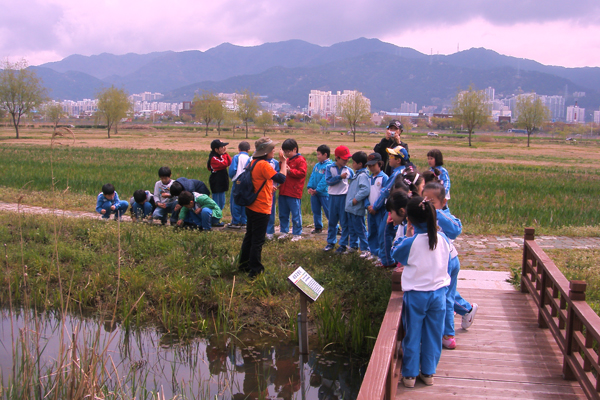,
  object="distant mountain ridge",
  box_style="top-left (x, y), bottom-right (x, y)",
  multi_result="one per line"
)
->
top-left (35, 38), bottom-right (600, 113)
